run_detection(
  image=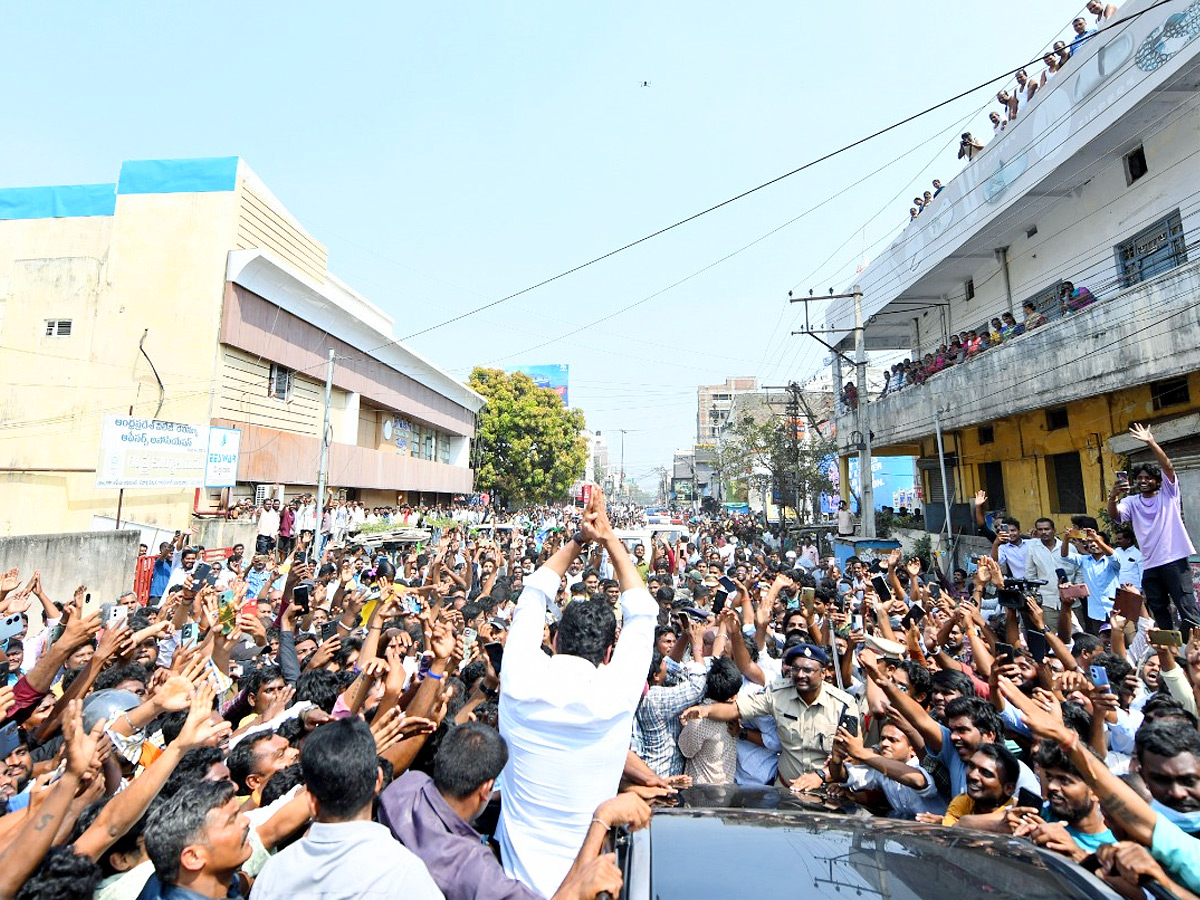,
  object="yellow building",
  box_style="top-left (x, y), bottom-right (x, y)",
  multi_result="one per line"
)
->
top-left (823, 0), bottom-right (1200, 547)
top-left (0, 157), bottom-right (484, 538)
